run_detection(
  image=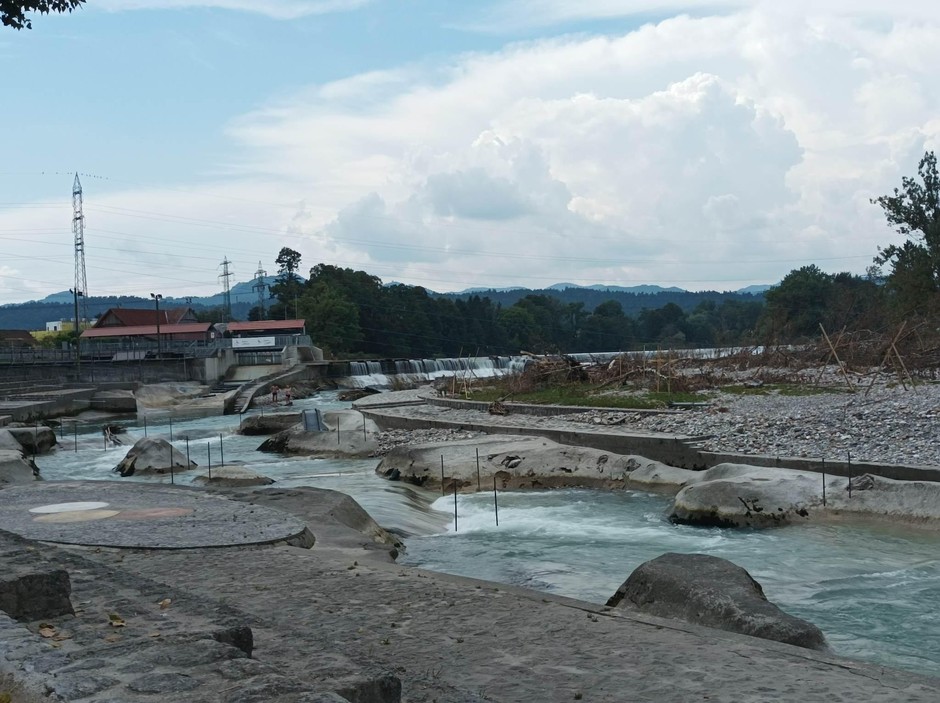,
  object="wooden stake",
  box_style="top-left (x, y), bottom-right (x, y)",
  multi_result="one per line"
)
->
top-left (818, 324), bottom-right (855, 393)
